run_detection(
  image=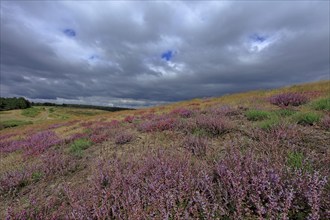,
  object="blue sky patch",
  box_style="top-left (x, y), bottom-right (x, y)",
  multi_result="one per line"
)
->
top-left (250, 33), bottom-right (267, 42)
top-left (161, 50), bottom-right (173, 61)
top-left (63, 29), bottom-right (76, 37)
top-left (89, 55), bottom-right (99, 60)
